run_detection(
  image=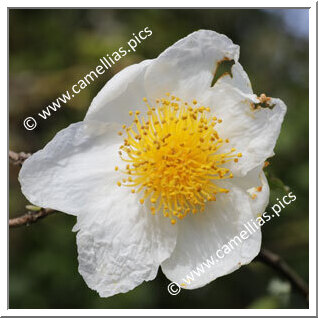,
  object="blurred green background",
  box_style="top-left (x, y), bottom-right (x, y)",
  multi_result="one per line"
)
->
top-left (9, 9), bottom-right (309, 309)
